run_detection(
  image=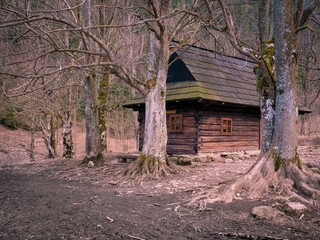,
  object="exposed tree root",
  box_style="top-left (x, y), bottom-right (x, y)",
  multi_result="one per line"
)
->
top-left (190, 151), bottom-right (320, 209)
top-left (119, 154), bottom-right (181, 183)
